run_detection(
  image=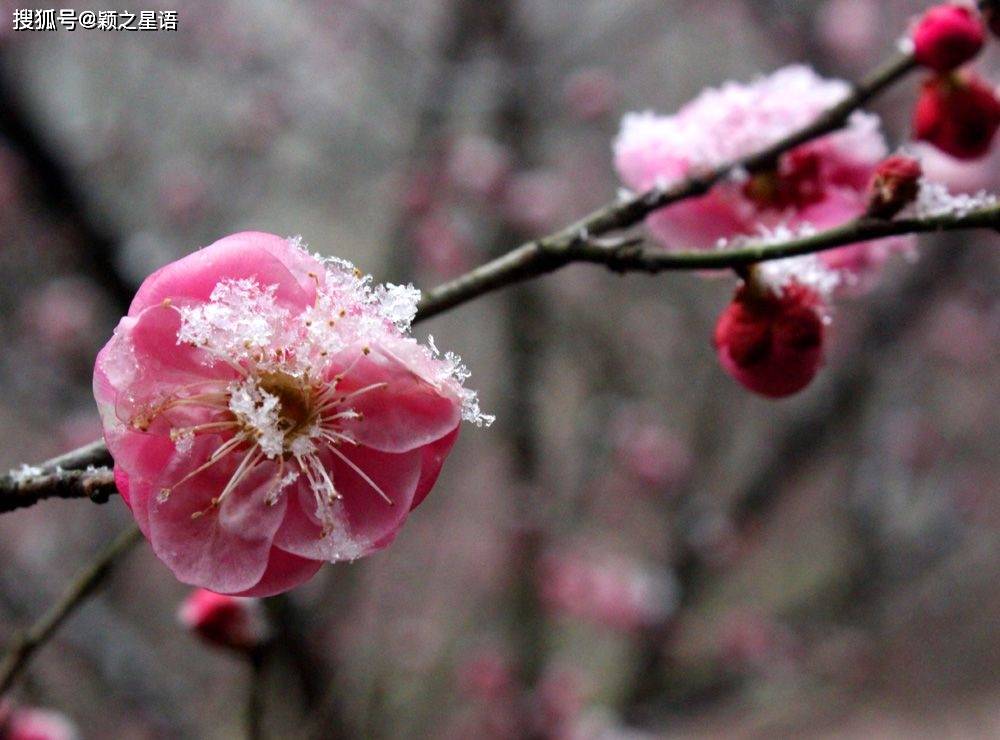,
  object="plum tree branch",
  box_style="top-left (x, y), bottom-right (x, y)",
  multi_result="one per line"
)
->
top-left (0, 524), bottom-right (143, 696)
top-left (1, 204), bottom-right (998, 514)
top-left (414, 46), bottom-right (919, 318)
top-left (415, 204), bottom-right (1000, 318)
